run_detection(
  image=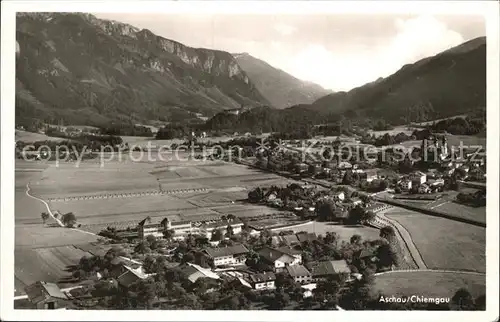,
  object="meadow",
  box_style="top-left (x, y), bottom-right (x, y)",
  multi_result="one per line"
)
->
top-left (273, 221), bottom-right (381, 243)
top-left (385, 209), bottom-right (486, 272)
top-left (432, 201), bottom-right (486, 224)
top-left (29, 163), bottom-right (159, 198)
top-left (15, 130), bottom-right (66, 143)
top-left (15, 245), bottom-right (93, 295)
top-left (49, 194), bottom-right (195, 224)
top-left (373, 271), bottom-right (485, 299)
